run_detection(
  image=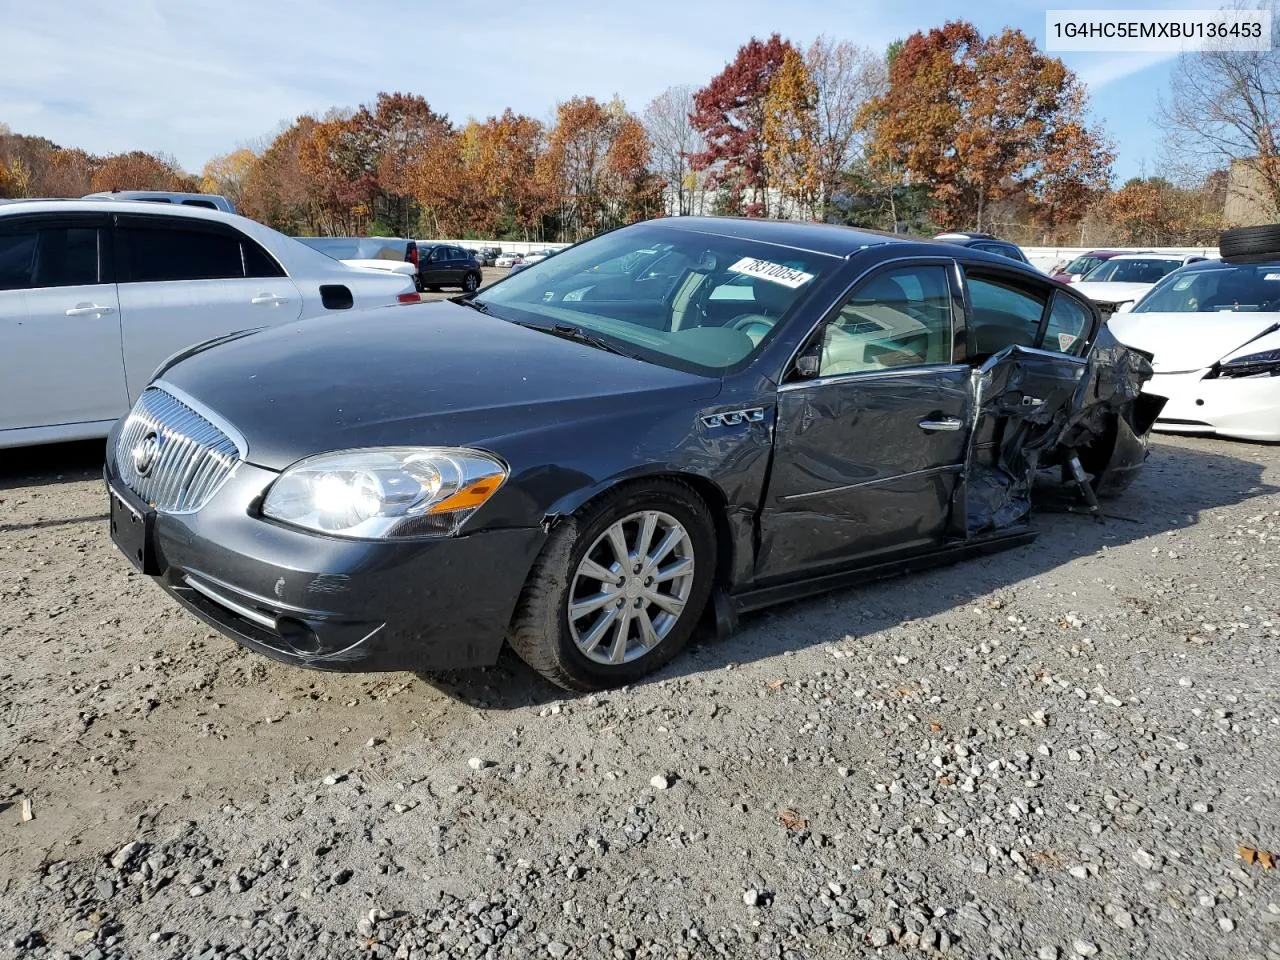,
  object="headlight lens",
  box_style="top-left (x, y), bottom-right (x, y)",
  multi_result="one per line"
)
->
top-left (262, 447), bottom-right (507, 538)
top-left (1218, 348), bottom-right (1280, 378)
